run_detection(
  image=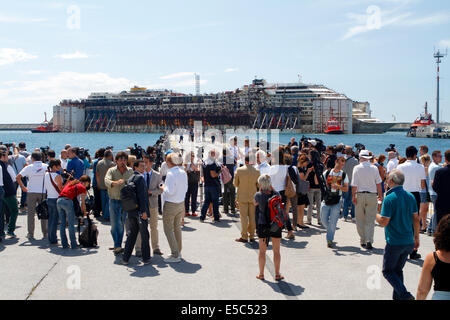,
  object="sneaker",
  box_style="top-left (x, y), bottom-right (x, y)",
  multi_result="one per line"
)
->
top-left (120, 259), bottom-right (129, 265)
top-left (361, 243), bottom-right (367, 248)
top-left (366, 242), bottom-right (373, 250)
top-left (7, 232), bottom-right (16, 238)
top-left (153, 249), bottom-right (163, 255)
top-left (164, 255), bottom-right (181, 263)
top-left (26, 234), bottom-right (35, 241)
top-left (113, 247), bottom-right (123, 256)
top-left (142, 259), bottom-right (151, 265)
top-left (199, 218), bottom-right (205, 223)
top-left (327, 241), bottom-right (333, 248)
top-left (285, 234), bottom-right (295, 240)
